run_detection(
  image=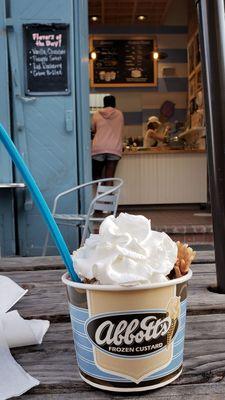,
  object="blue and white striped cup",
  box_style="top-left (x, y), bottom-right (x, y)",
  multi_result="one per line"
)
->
top-left (62, 270), bottom-right (192, 392)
